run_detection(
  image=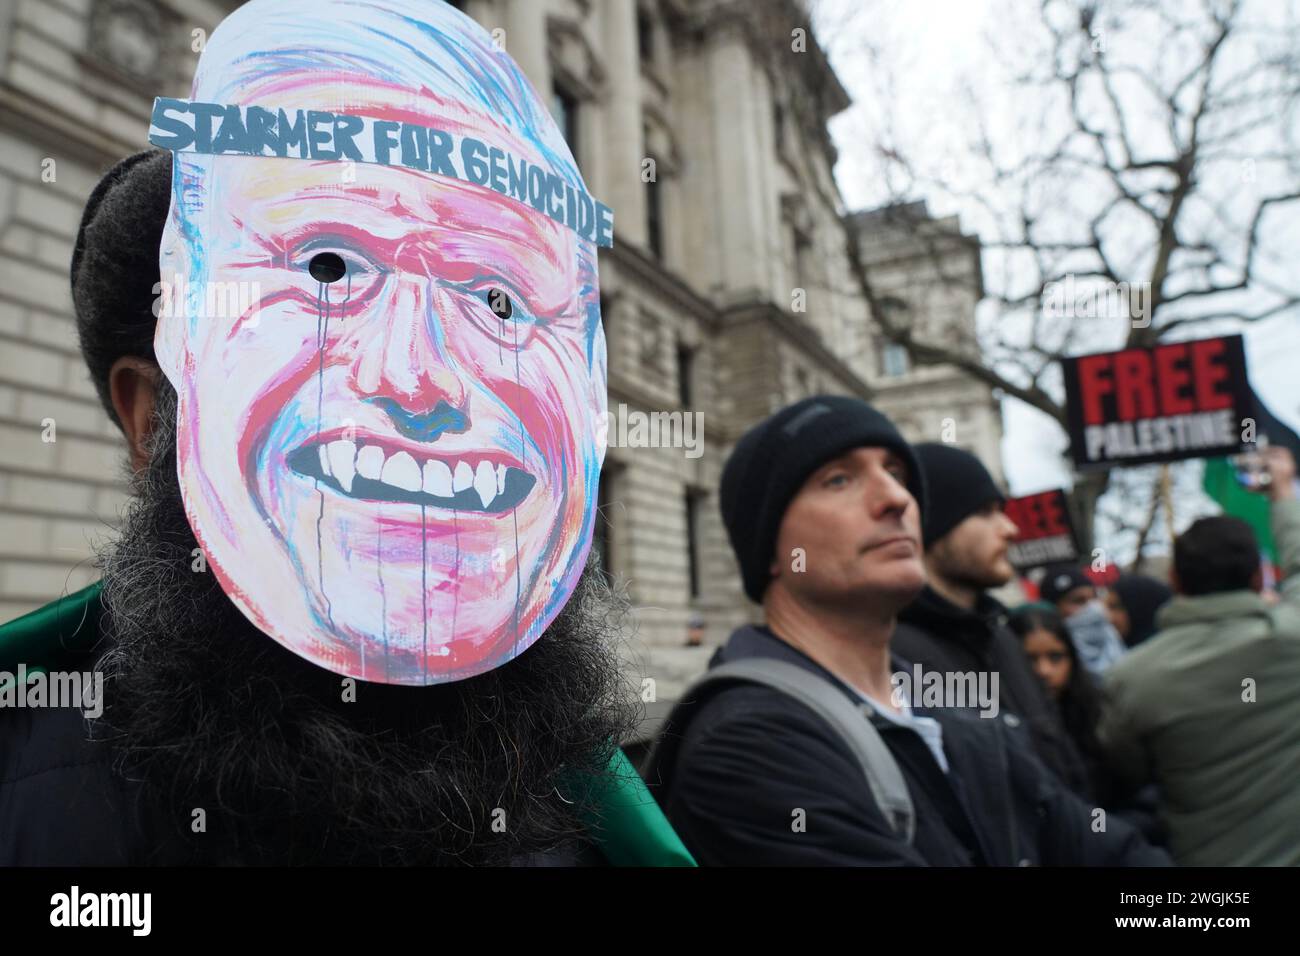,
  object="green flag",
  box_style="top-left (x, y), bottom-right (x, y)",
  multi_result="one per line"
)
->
top-left (1203, 456), bottom-right (1277, 561)
top-left (1202, 389), bottom-right (1300, 564)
